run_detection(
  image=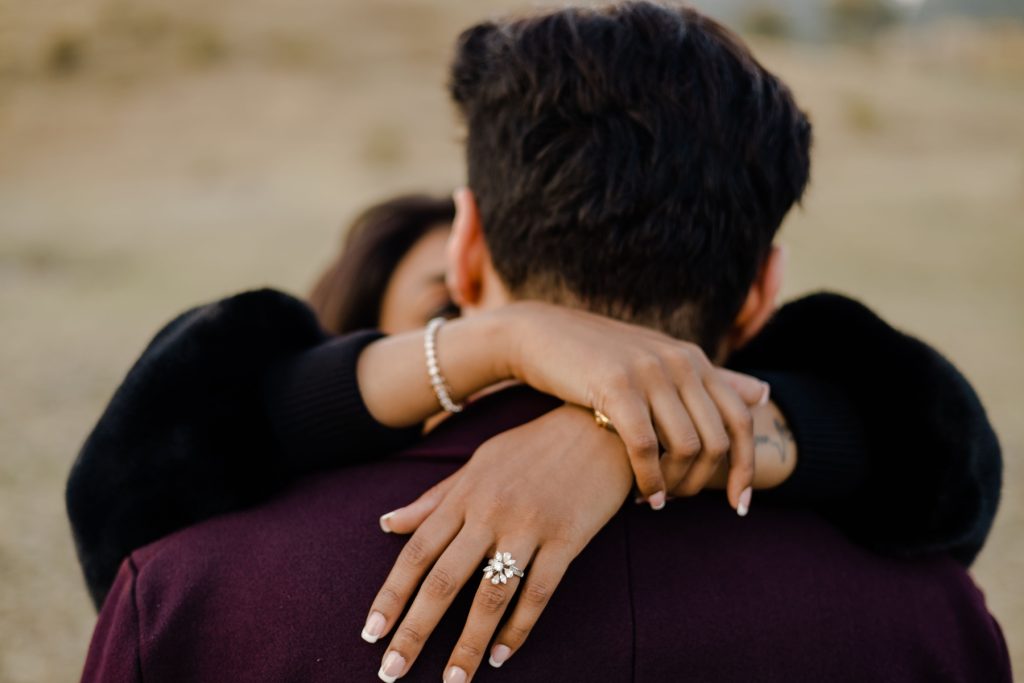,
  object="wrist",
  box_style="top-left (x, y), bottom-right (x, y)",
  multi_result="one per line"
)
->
top-left (437, 312), bottom-right (512, 401)
top-left (482, 303), bottom-right (533, 385)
